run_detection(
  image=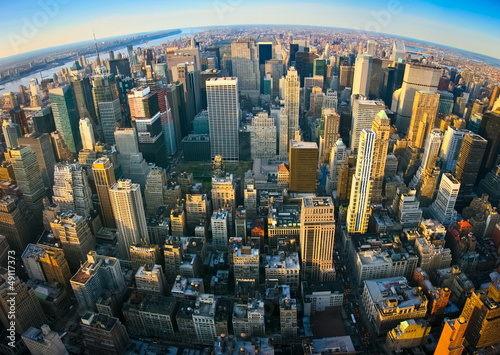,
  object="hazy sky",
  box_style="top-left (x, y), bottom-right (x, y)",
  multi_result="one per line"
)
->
top-left (1, 0), bottom-right (499, 59)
